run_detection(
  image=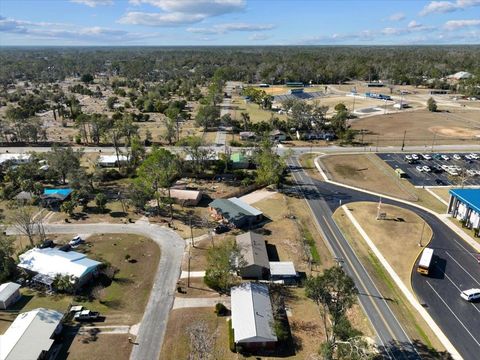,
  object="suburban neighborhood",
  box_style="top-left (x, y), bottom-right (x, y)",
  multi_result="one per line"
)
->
top-left (1, 1), bottom-right (480, 360)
